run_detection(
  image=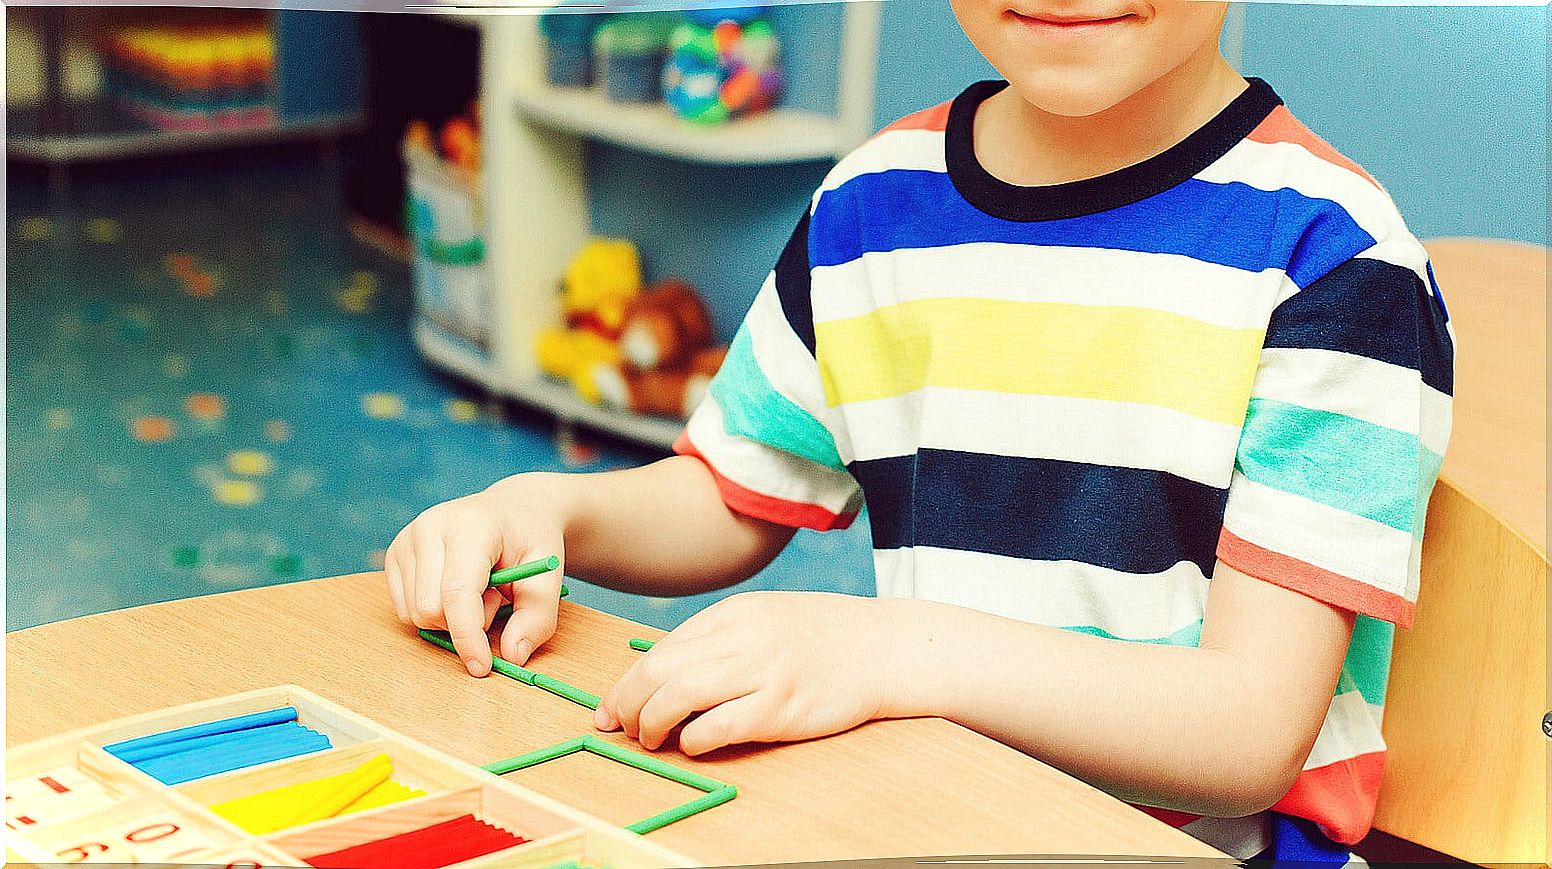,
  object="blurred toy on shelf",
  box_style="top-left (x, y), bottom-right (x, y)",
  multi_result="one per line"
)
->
top-left (664, 6), bottom-right (782, 124)
top-left (402, 106), bottom-right (490, 349)
top-left (538, 240), bottom-right (728, 419)
top-left (594, 281), bottom-right (727, 418)
top-left (100, 16), bottom-right (276, 131)
top-left (593, 13), bottom-right (679, 104)
top-left (560, 237), bottom-right (644, 339)
top-left (539, 3), bottom-right (603, 87)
